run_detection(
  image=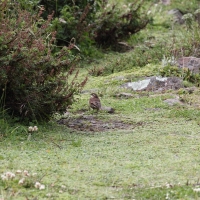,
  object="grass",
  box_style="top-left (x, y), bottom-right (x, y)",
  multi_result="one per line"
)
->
top-left (1, 82), bottom-right (200, 199)
top-left (1, 53), bottom-right (200, 199)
